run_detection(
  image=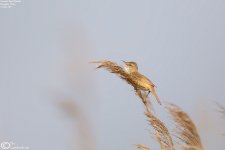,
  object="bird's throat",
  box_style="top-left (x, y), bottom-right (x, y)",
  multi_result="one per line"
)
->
top-left (124, 66), bottom-right (137, 74)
